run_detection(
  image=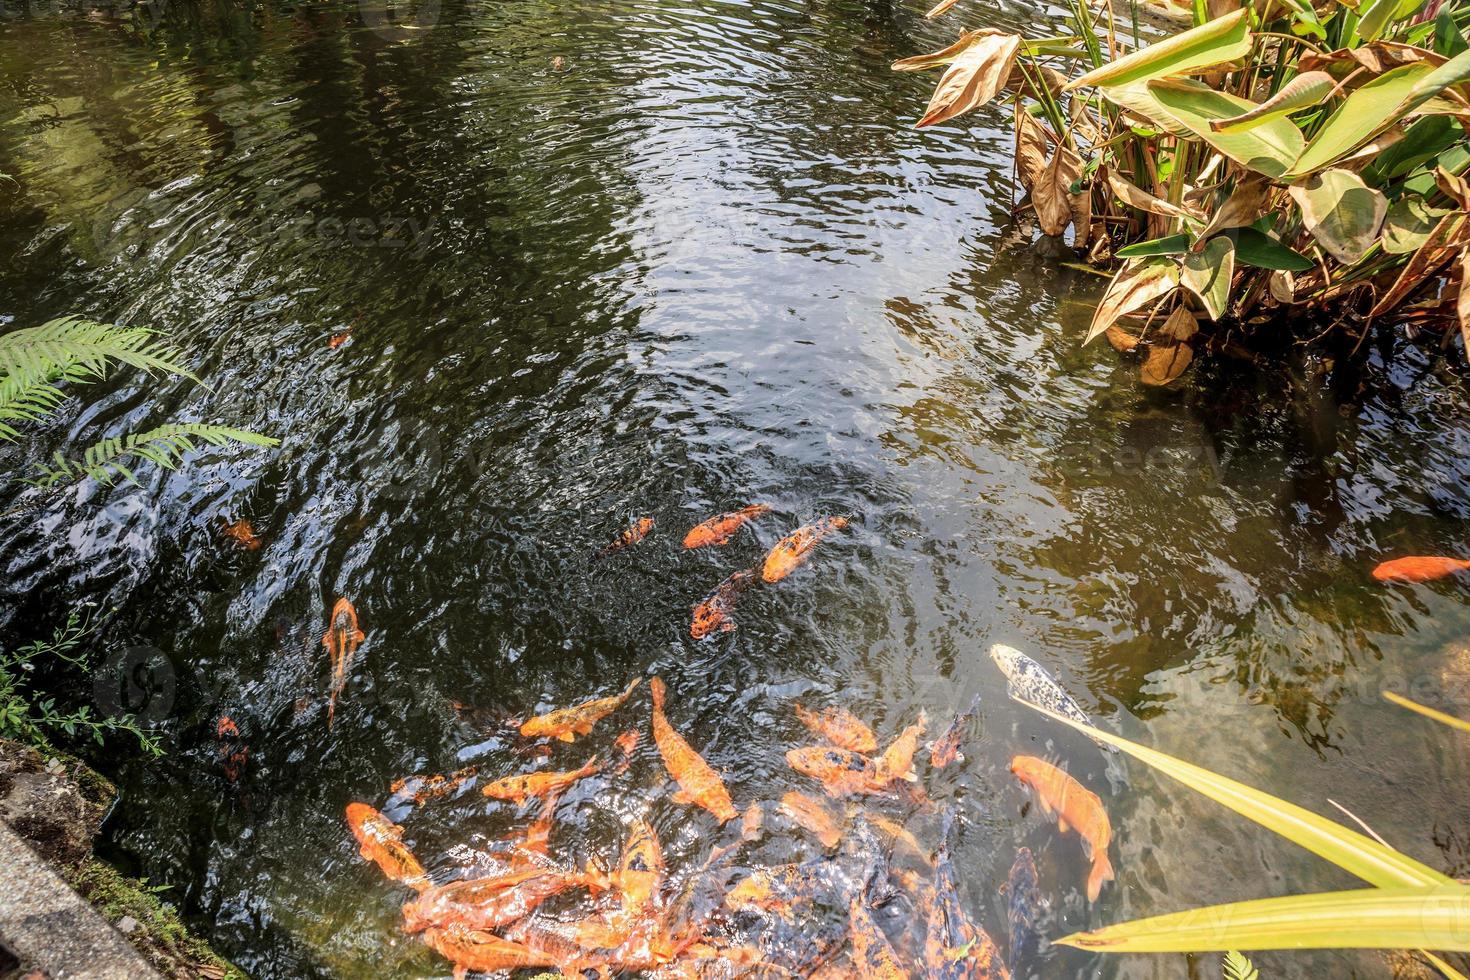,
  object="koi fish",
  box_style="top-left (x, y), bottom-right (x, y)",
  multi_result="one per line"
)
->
top-left (780, 791), bottom-right (842, 849)
top-left (520, 677), bottom-right (641, 742)
top-left (322, 597), bottom-right (365, 729)
top-left (344, 803), bottom-right (428, 891)
top-left (849, 897), bottom-right (906, 979)
top-left (606, 818), bottom-right (678, 972)
top-left (786, 746), bottom-right (881, 798)
top-left (214, 716), bottom-right (249, 783)
top-left (420, 925), bottom-right (559, 980)
top-left (1000, 847), bottom-right (1043, 975)
top-left (923, 814), bottom-right (1010, 979)
top-left (402, 862), bottom-right (610, 933)
top-left (691, 569), bottom-right (757, 639)
top-left (1372, 556), bottom-right (1470, 582)
top-left (683, 504), bottom-right (773, 549)
top-left (481, 757), bottom-right (599, 803)
top-left (723, 862), bottom-right (838, 919)
top-left (327, 326), bottom-right (354, 349)
top-left (875, 710), bottom-right (928, 784)
top-left (220, 519), bottom-right (261, 550)
top-left (1010, 756), bottom-right (1114, 902)
top-left (611, 727), bottom-right (642, 776)
top-left (597, 517), bottom-right (655, 558)
top-left (511, 785), bottom-right (564, 860)
top-left (866, 813), bottom-right (930, 866)
top-left (650, 677), bottom-right (738, 823)
top-left (990, 644), bottom-right (1113, 752)
top-left (388, 765), bottom-right (479, 807)
top-left (761, 516), bottom-right (849, 583)
top-left (930, 694), bottom-right (981, 769)
top-left (793, 702), bottom-right (878, 754)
